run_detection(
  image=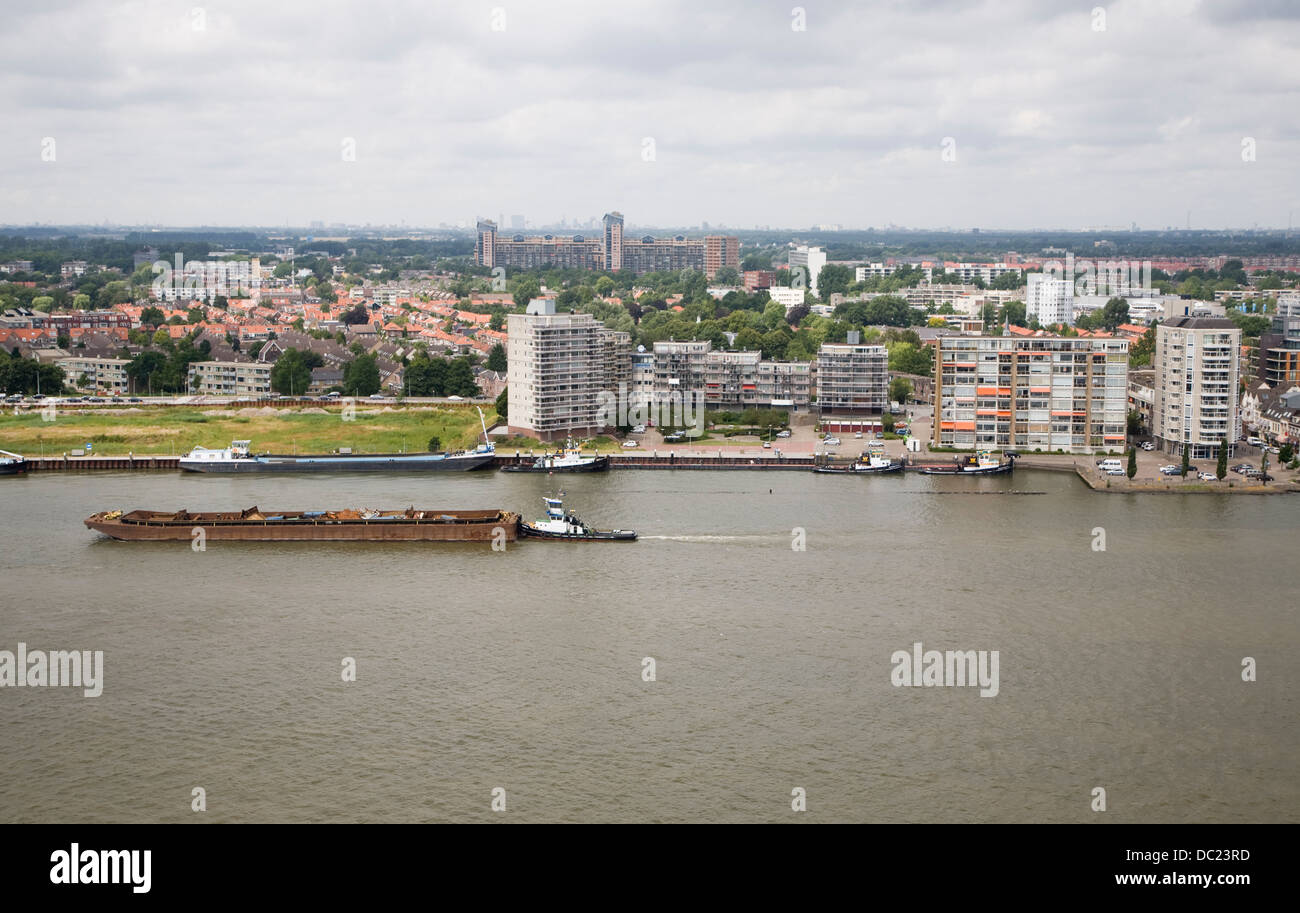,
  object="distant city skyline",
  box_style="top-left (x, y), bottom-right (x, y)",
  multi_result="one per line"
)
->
top-left (3, 0), bottom-right (1298, 230)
